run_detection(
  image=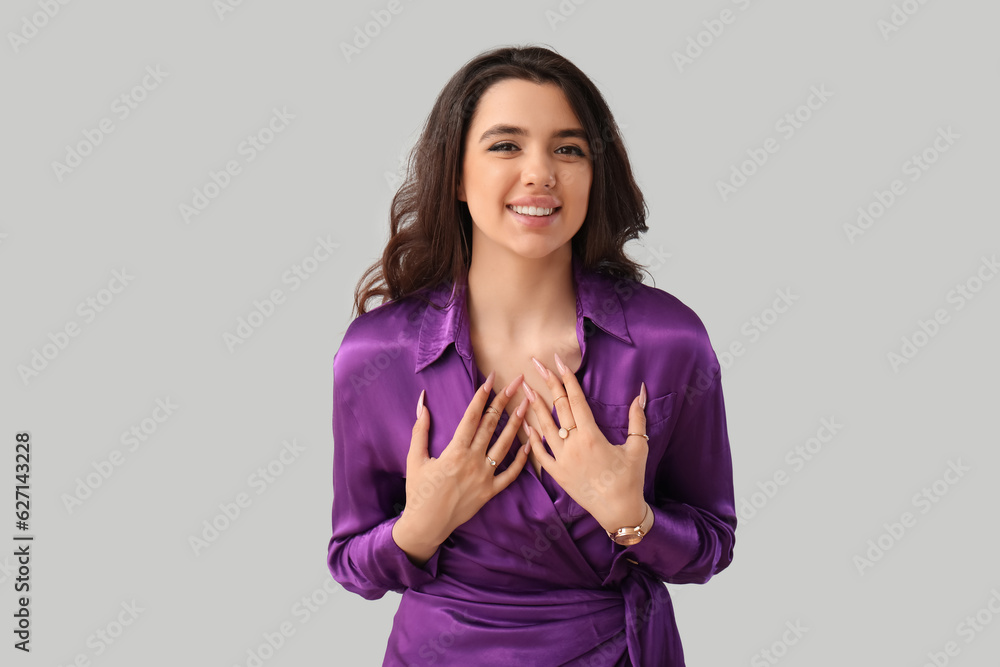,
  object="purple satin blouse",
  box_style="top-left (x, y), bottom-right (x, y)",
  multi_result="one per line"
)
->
top-left (328, 251), bottom-right (736, 666)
